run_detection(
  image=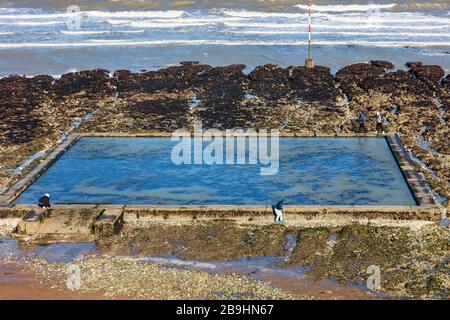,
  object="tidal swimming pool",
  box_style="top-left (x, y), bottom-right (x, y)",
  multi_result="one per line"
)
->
top-left (15, 137), bottom-right (416, 206)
